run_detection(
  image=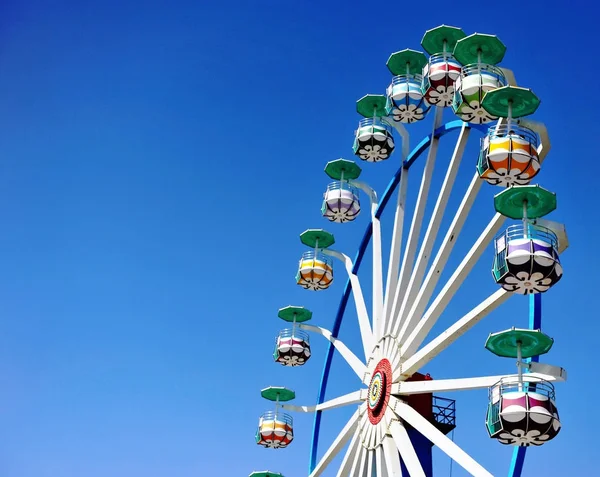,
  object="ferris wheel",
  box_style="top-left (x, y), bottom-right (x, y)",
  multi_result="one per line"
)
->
top-left (251, 25), bottom-right (568, 477)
